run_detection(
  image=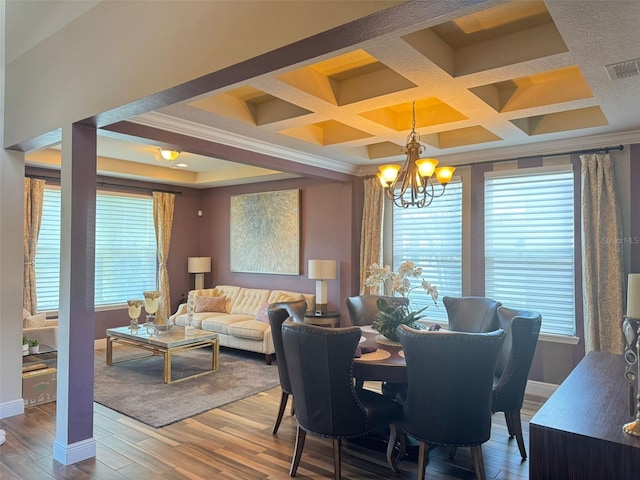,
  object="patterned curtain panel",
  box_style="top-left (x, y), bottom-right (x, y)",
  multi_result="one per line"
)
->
top-left (23, 178), bottom-right (45, 314)
top-left (360, 177), bottom-right (384, 294)
top-left (153, 191), bottom-right (175, 321)
top-left (581, 153), bottom-right (625, 353)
